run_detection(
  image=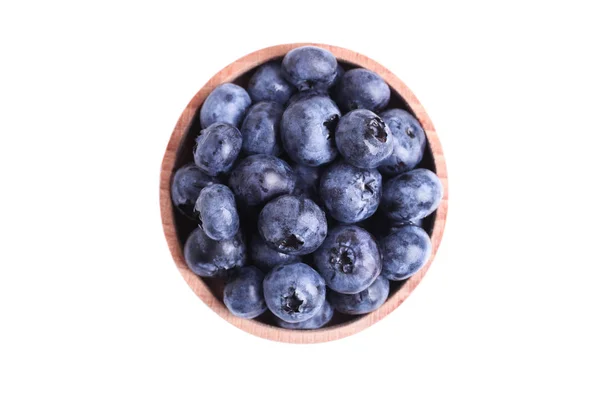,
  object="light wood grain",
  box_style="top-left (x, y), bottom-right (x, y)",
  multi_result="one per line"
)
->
top-left (159, 43), bottom-right (448, 343)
